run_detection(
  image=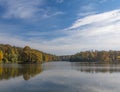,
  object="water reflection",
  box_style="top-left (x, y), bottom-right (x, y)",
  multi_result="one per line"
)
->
top-left (71, 62), bottom-right (120, 73)
top-left (0, 62), bottom-right (120, 81)
top-left (0, 64), bottom-right (42, 80)
top-left (0, 62), bottom-right (120, 92)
